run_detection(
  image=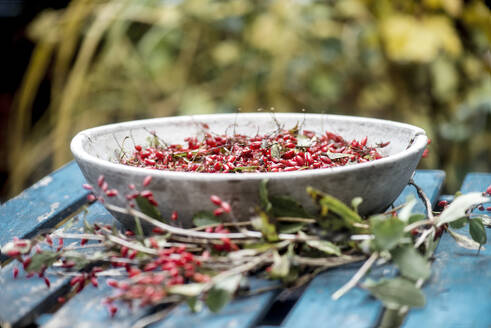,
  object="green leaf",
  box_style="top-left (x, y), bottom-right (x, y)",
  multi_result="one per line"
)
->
top-left (259, 180), bottom-right (272, 213)
top-left (306, 240), bottom-right (341, 256)
top-left (448, 229), bottom-right (483, 250)
top-left (408, 214), bottom-right (426, 224)
top-left (270, 144), bottom-right (281, 160)
top-left (168, 283), bottom-right (205, 297)
top-left (269, 251), bottom-right (290, 278)
top-left (371, 215), bottom-right (405, 251)
top-left (205, 275), bottom-right (242, 313)
top-left (26, 251), bottom-right (59, 273)
top-left (325, 152), bottom-right (351, 160)
top-left (437, 193), bottom-right (489, 226)
top-left (469, 218), bottom-right (487, 245)
top-left (252, 212), bottom-right (278, 242)
top-left (243, 241), bottom-right (289, 252)
top-left (278, 222), bottom-right (305, 234)
top-left (362, 277), bottom-right (426, 309)
top-left (135, 196), bottom-right (162, 220)
top-left (307, 187), bottom-right (362, 225)
top-left (448, 217), bottom-right (467, 229)
top-left (186, 296), bottom-right (203, 313)
top-left (391, 245), bottom-right (431, 281)
top-left (270, 195), bottom-right (310, 218)
top-left (399, 198), bottom-right (417, 222)
top-left (351, 197), bottom-right (363, 213)
top-left (83, 218), bottom-right (94, 233)
top-left (296, 135), bottom-right (312, 147)
top-left (193, 211), bottom-right (220, 227)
